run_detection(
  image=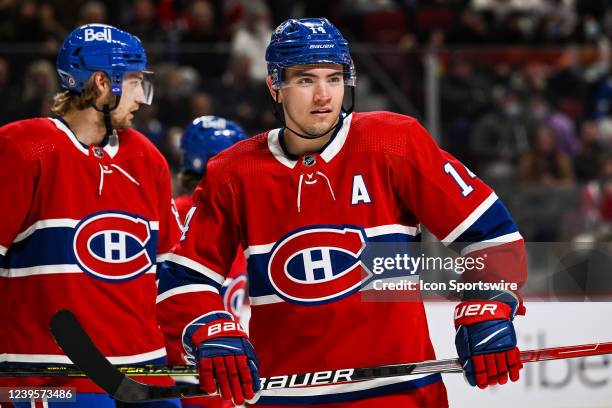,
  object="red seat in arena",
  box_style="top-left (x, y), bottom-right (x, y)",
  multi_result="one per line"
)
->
top-left (362, 10), bottom-right (408, 44)
top-left (414, 7), bottom-right (457, 32)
